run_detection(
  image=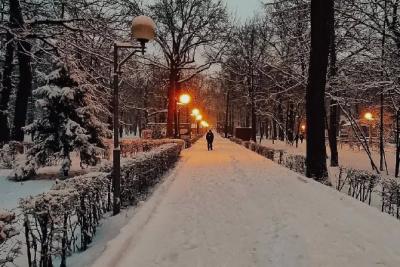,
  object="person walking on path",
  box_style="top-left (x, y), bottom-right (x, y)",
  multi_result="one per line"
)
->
top-left (206, 130), bottom-right (214, 151)
top-left (300, 134), bottom-right (304, 144)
